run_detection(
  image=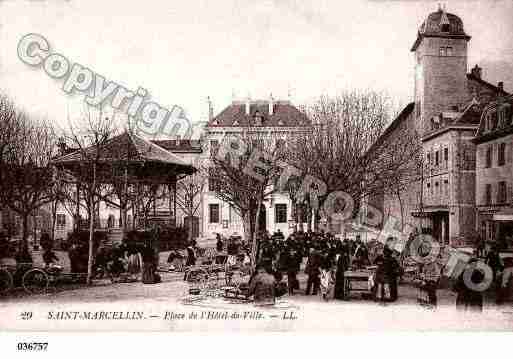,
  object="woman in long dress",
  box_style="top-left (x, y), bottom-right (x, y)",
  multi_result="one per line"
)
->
top-left (334, 248), bottom-right (349, 300)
